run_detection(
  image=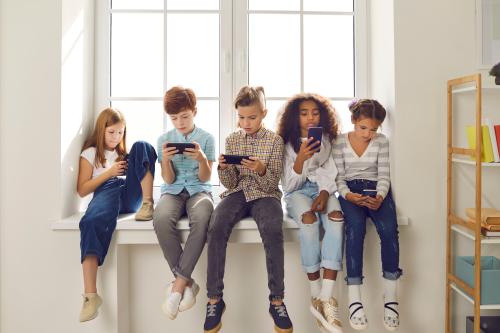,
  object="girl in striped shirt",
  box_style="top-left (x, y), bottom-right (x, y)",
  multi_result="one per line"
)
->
top-left (332, 99), bottom-right (402, 332)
